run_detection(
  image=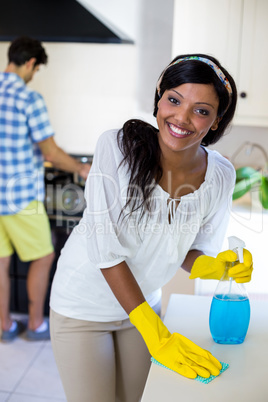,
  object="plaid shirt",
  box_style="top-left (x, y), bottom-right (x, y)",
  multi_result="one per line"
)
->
top-left (0, 72), bottom-right (54, 215)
